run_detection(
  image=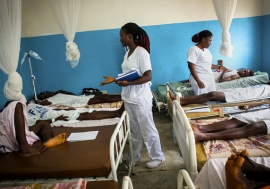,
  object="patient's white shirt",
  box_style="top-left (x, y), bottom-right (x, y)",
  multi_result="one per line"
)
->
top-left (46, 93), bottom-right (94, 107)
top-left (27, 103), bottom-right (93, 126)
top-left (213, 70), bottom-right (239, 82)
